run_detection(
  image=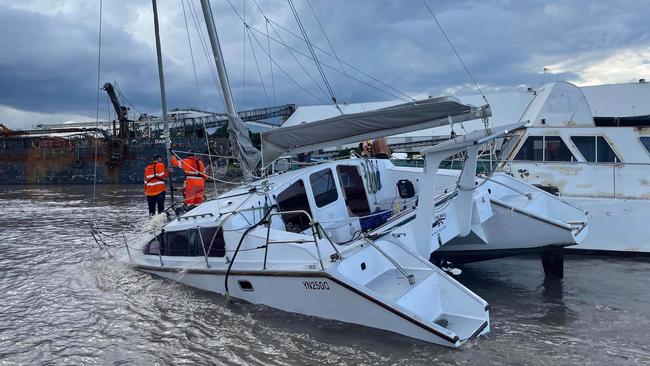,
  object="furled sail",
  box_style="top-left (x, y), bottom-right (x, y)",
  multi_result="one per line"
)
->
top-left (227, 114), bottom-right (261, 174)
top-left (260, 97), bottom-right (491, 165)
